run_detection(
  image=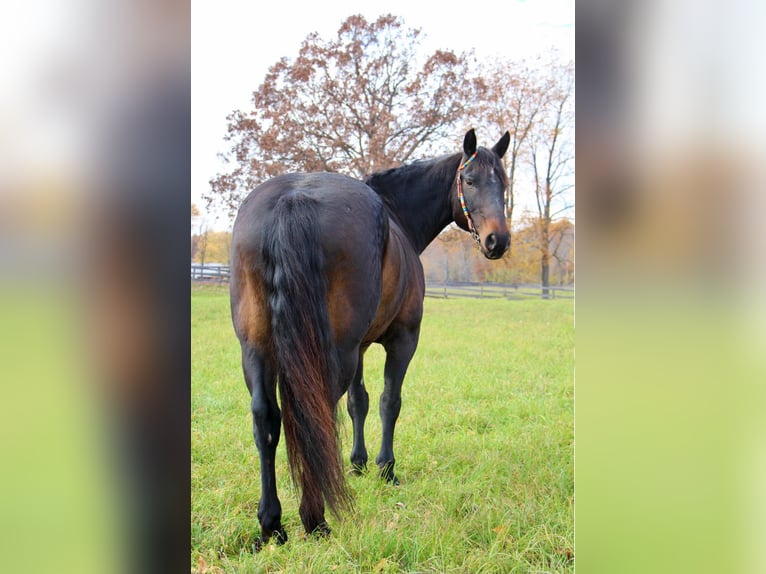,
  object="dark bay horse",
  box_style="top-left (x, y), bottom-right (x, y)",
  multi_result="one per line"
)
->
top-left (229, 128), bottom-right (511, 549)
